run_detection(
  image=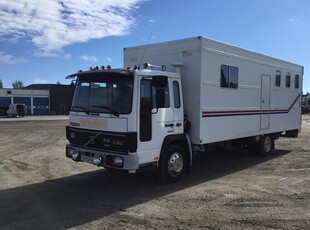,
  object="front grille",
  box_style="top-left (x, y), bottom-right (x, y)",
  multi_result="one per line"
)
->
top-left (66, 126), bottom-right (132, 154)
